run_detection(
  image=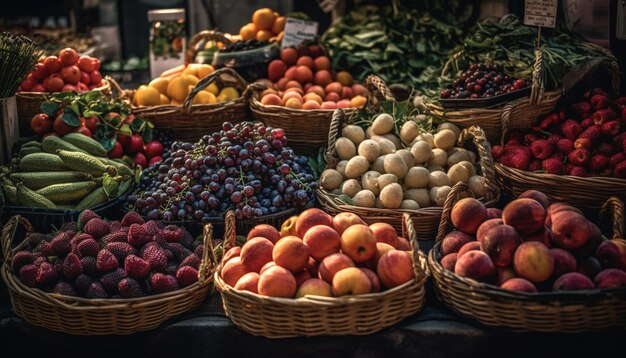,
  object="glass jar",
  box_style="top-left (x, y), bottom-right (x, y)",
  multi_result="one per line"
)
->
top-left (148, 8), bottom-right (186, 79)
